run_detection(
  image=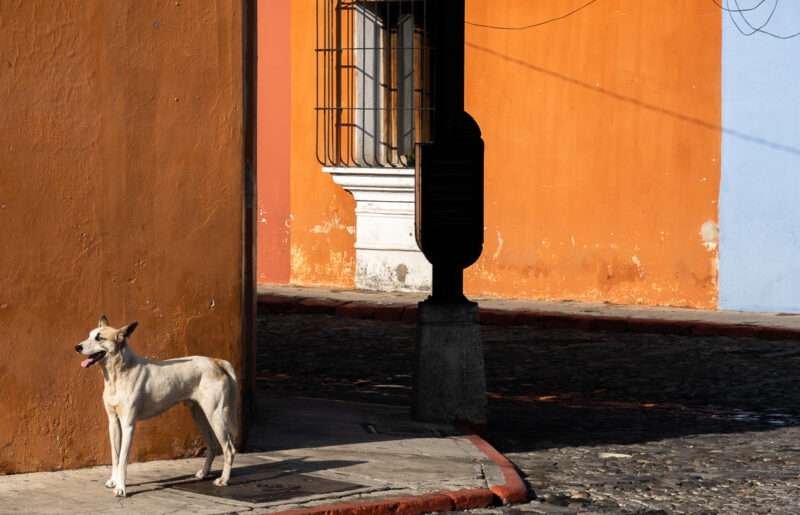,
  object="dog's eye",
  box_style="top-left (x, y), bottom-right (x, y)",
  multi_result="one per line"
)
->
top-left (95, 334), bottom-right (104, 341)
